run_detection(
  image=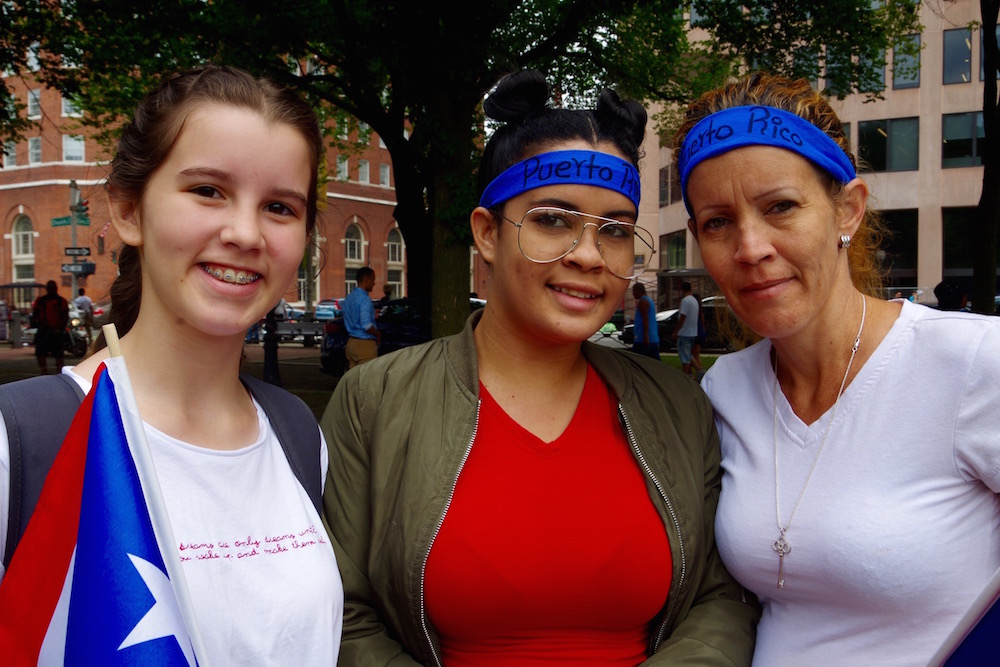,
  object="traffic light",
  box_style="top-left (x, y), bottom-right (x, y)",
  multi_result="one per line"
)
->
top-left (78, 199), bottom-right (88, 216)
